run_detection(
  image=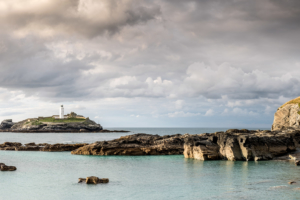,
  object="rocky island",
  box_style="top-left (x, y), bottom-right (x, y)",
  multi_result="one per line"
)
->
top-left (0, 116), bottom-right (103, 132)
top-left (0, 107), bottom-right (128, 133)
